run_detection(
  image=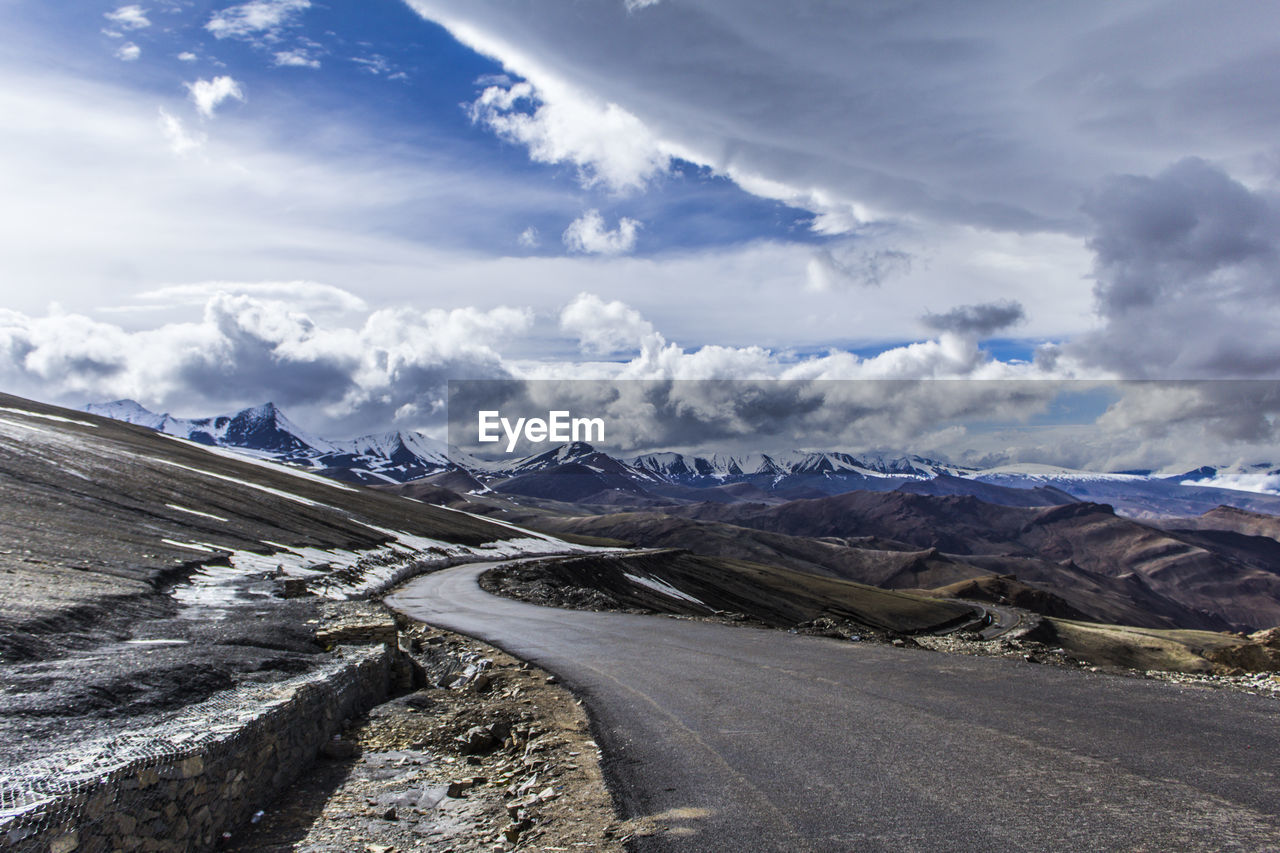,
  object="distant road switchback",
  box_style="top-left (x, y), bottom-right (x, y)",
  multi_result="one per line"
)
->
top-left (387, 561), bottom-right (1280, 852)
